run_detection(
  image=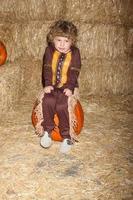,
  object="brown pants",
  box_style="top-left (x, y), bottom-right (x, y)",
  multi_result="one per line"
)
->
top-left (41, 89), bottom-right (70, 139)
